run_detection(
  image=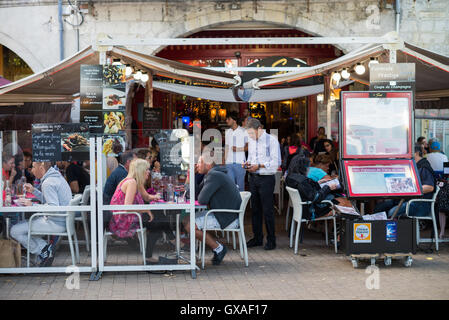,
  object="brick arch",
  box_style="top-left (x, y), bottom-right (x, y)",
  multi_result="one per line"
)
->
top-left (0, 31), bottom-right (43, 73)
